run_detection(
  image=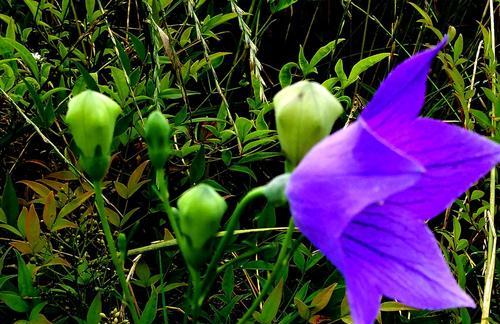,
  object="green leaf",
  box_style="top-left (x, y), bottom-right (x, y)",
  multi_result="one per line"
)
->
top-left (0, 14), bottom-right (16, 40)
top-left (0, 37), bottom-right (39, 80)
top-left (17, 252), bottom-right (36, 297)
top-left (235, 117), bottom-right (253, 142)
top-left (278, 62), bottom-right (298, 88)
top-left (470, 109), bottom-right (491, 130)
top-left (85, 0), bottom-right (96, 22)
top-left (335, 59), bottom-right (347, 87)
top-left (270, 0), bottom-right (298, 13)
top-left (110, 66), bottom-right (130, 102)
top-left (2, 174), bottom-right (19, 227)
top-left (74, 62), bottom-right (98, 91)
top-left (310, 39), bottom-right (344, 67)
top-left (139, 289), bottom-right (158, 324)
top-left (86, 293), bottom-right (102, 324)
top-left (58, 191), bottom-right (94, 219)
top-left (298, 45), bottom-right (315, 77)
top-left (0, 291), bottom-right (29, 312)
top-left (190, 146), bottom-right (206, 183)
top-left (345, 53), bottom-right (390, 87)
top-left (408, 2), bottom-right (433, 26)
top-left (255, 279), bottom-right (283, 324)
